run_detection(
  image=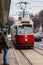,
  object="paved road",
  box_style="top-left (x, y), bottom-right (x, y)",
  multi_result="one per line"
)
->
top-left (34, 40), bottom-right (43, 48)
top-left (0, 48), bottom-right (18, 65)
